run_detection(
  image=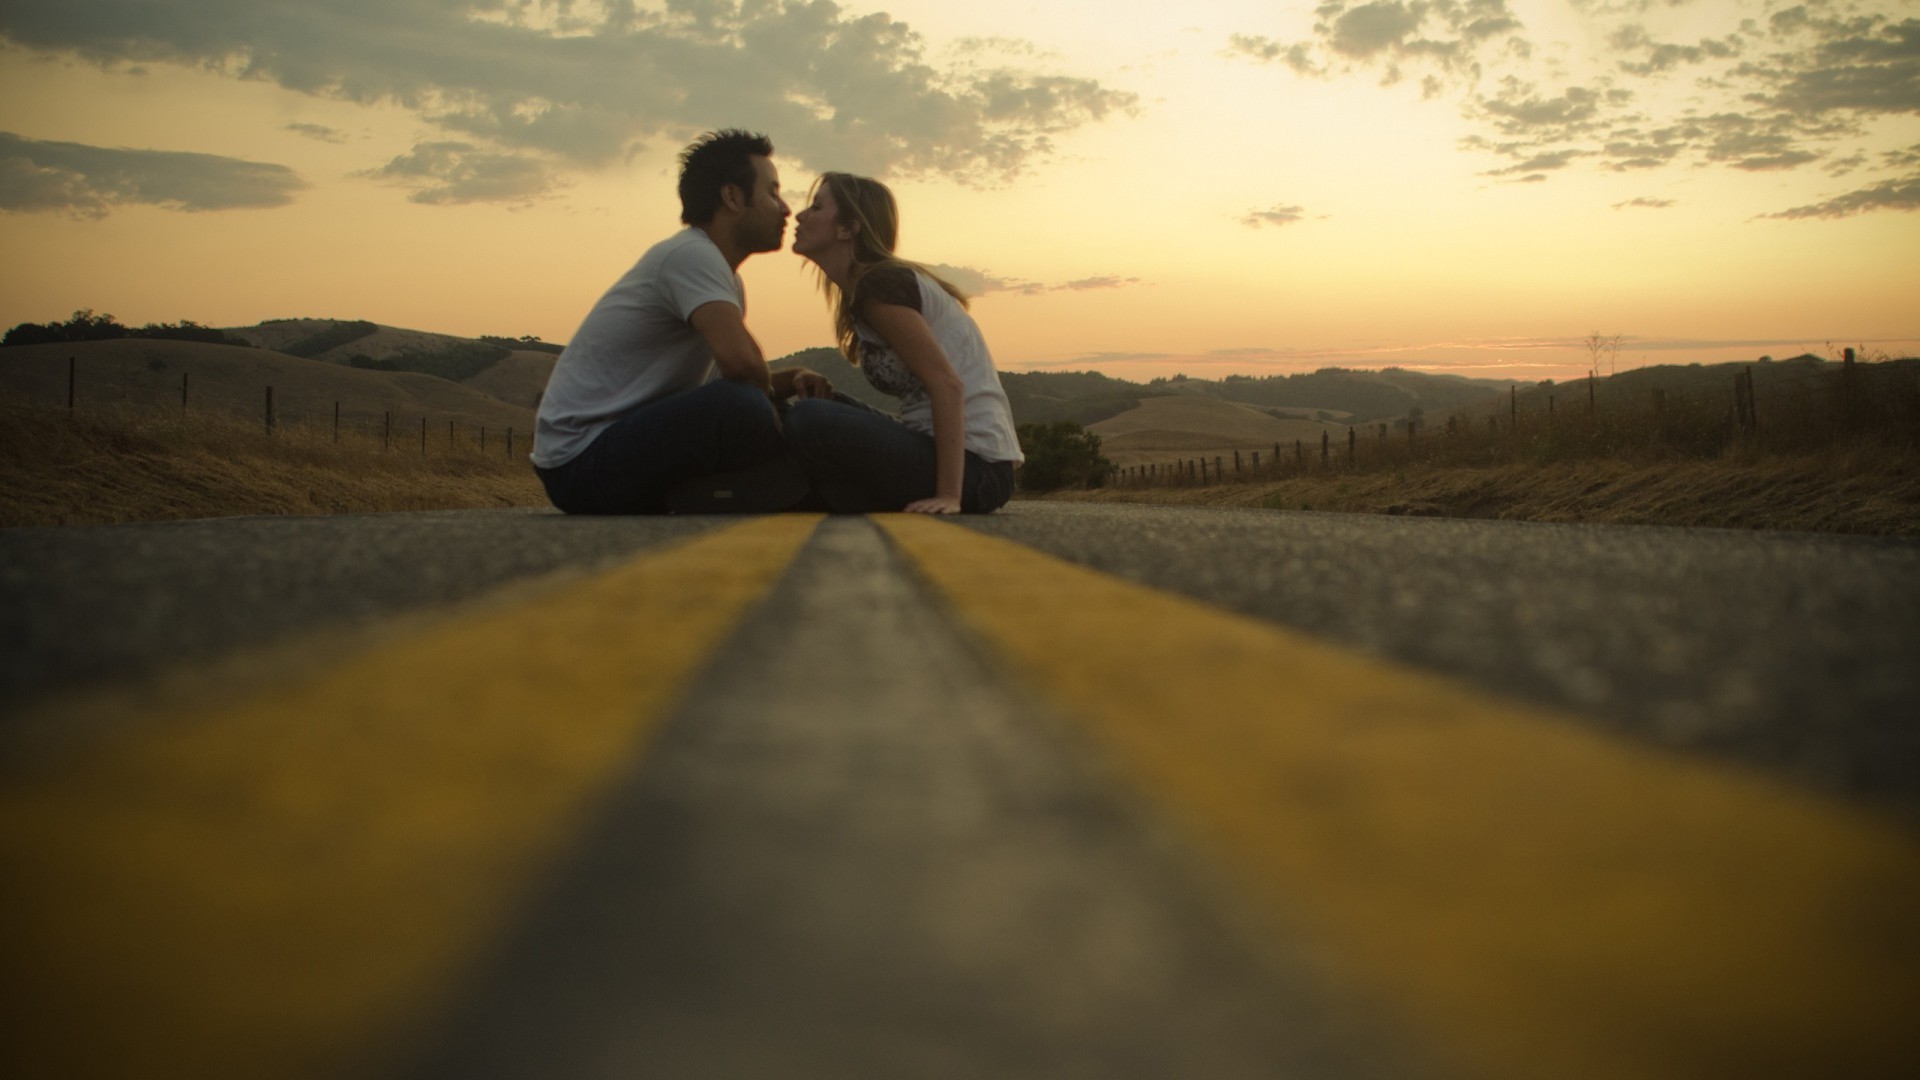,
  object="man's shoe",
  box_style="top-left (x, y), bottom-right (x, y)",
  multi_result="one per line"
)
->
top-left (664, 458), bottom-right (811, 514)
